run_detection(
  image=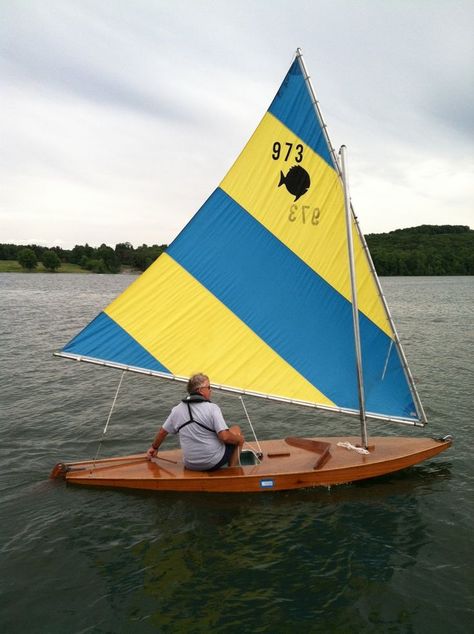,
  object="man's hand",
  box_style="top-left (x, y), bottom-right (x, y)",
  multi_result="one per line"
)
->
top-left (146, 446), bottom-right (157, 460)
top-left (146, 428), bottom-right (168, 460)
top-left (218, 425), bottom-right (245, 446)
